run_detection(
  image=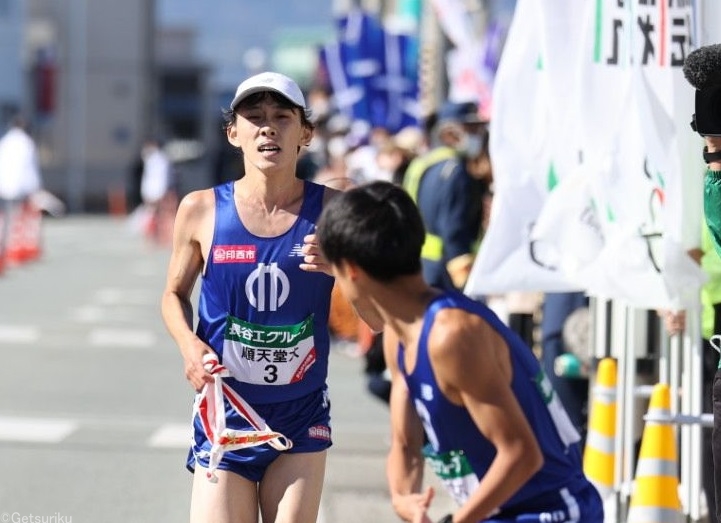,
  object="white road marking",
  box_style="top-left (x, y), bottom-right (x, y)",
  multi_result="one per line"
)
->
top-left (88, 328), bottom-right (157, 348)
top-left (0, 416), bottom-right (77, 443)
top-left (70, 305), bottom-right (149, 324)
top-left (69, 305), bottom-right (104, 323)
top-left (0, 325), bottom-right (40, 344)
top-left (95, 287), bottom-right (157, 306)
top-left (131, 261), bottom-right (163, 277)
top-left (147, 423), bottom-right (192, 448)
